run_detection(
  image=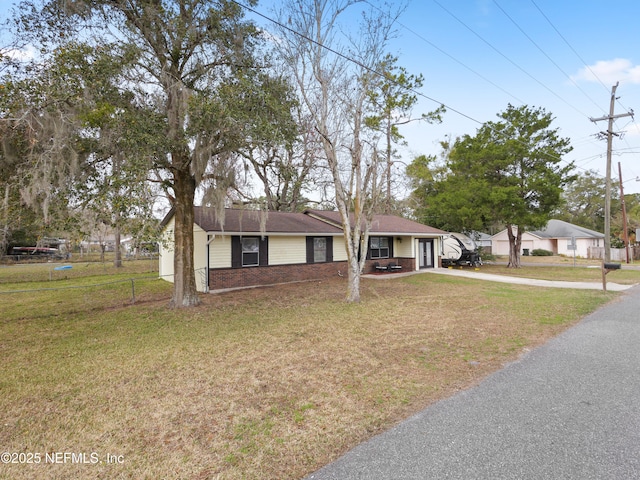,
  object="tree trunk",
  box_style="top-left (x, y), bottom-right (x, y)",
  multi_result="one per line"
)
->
top-left (170, 166), bottom-right (200, 307)
top-left (506, 224), bottom-right (522, 268)
top-left (0, 185), bottom-right (9, 255)
top-left (385, 116), bottom-right (392, 214)
top-left (346, 253), bottom-right (361, 303)
top-left (114, 222), bottom-right (122, 268)
top-left (335, 202), bottom-right (361, 303)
